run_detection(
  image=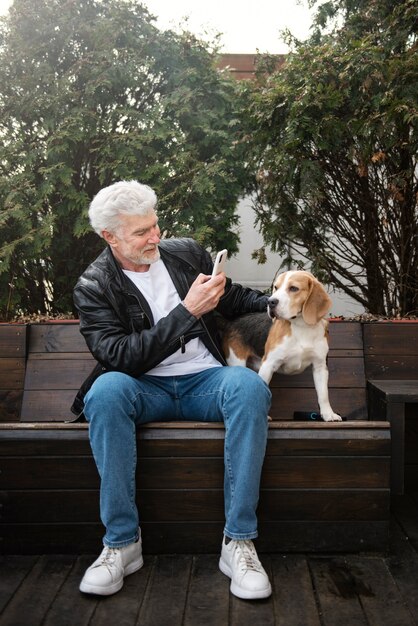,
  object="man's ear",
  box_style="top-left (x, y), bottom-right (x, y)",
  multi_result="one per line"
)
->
top-left (102, 229), bottom-right (117, 246)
